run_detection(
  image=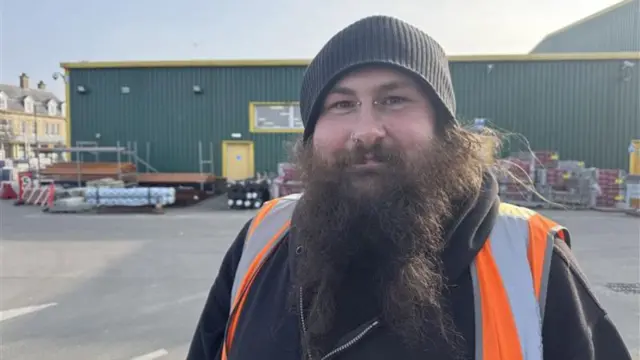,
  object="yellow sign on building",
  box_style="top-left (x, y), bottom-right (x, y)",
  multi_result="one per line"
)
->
top-left (630, 140), bottom-right (640, 176)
